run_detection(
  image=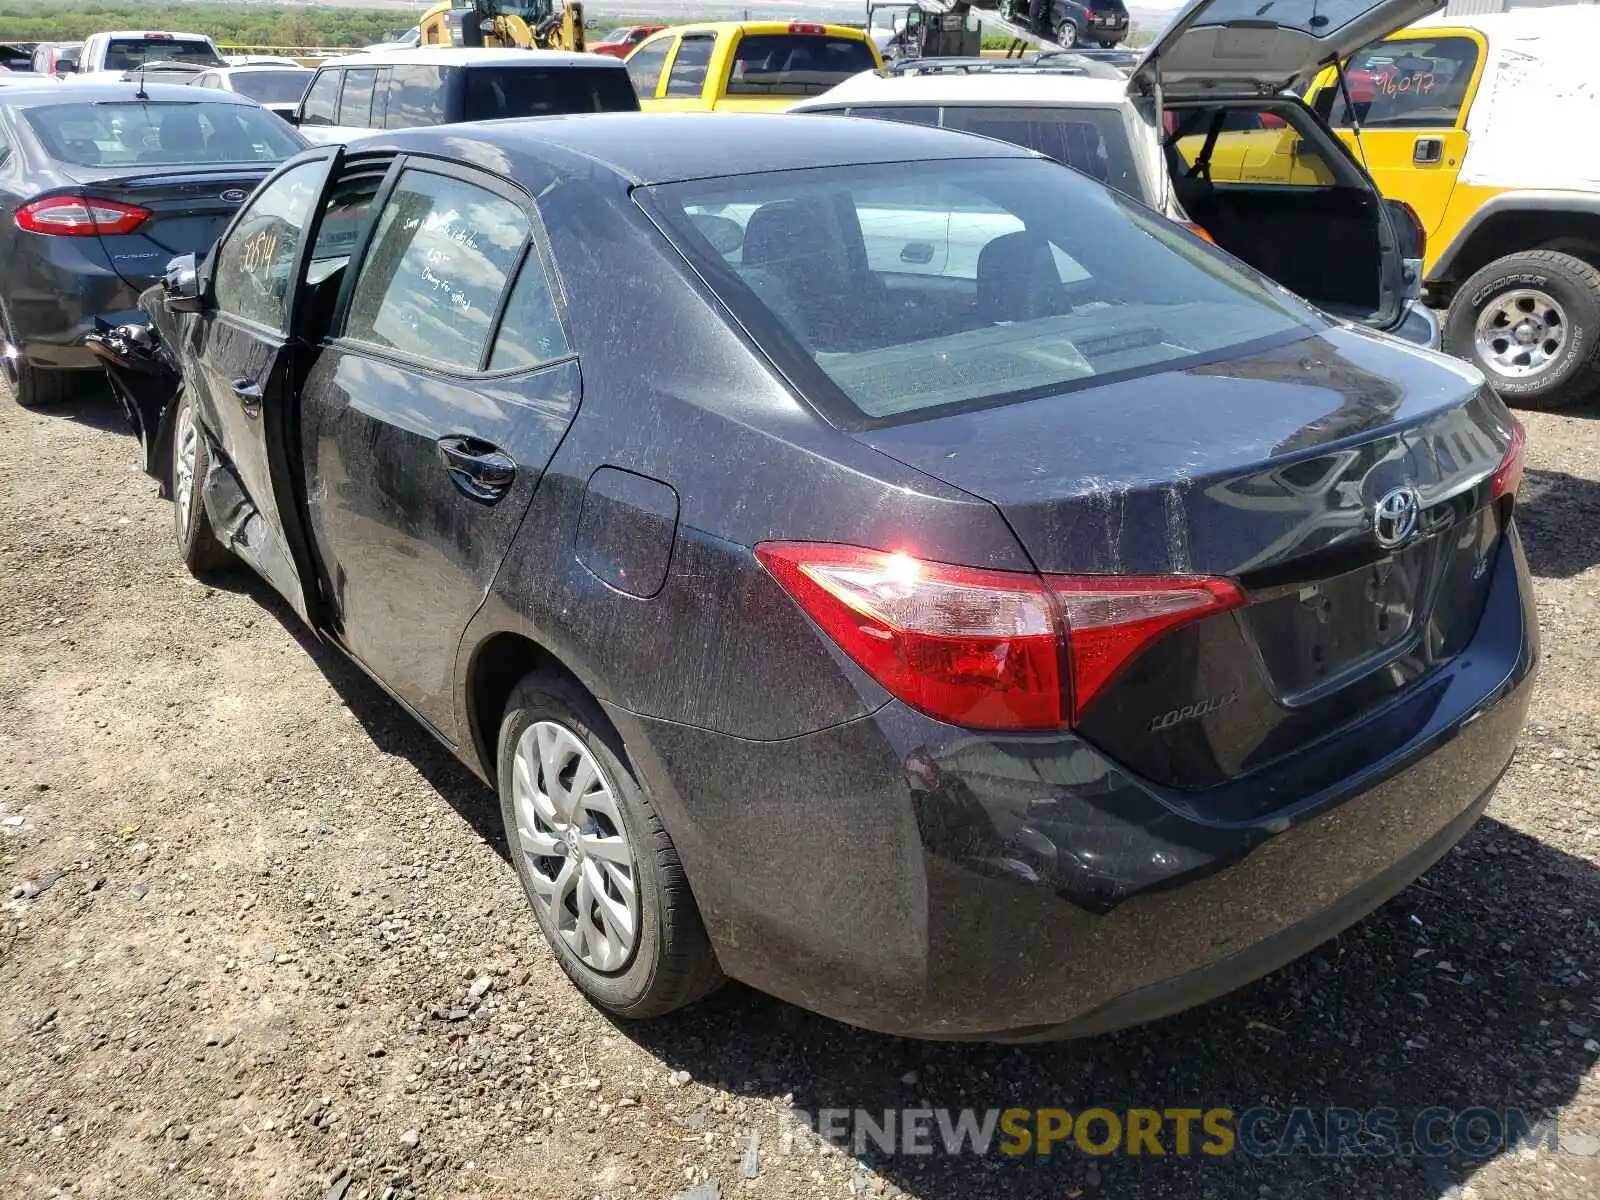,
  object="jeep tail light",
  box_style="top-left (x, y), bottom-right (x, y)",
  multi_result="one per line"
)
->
top-left (15, 196), bottom-right (150, 237)
top-left (1491, 413), bottom-right (1526, 501)
top-left (756, 543), bottom-right (1245, 730)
